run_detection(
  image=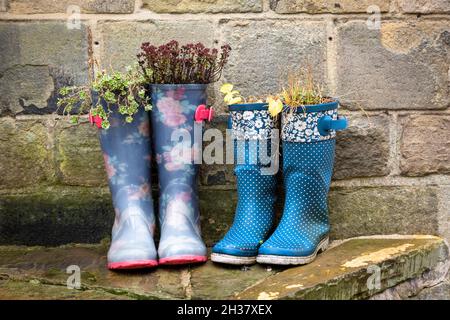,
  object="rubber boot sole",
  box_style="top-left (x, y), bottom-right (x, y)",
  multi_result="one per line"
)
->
top-left (108, 259), bottom-right (158, 270)
top-left (256, 237), bottom-right (329, 265)
top-left (159, 255), bottom-right (208, 266)
top-left (211, 253), bottom-right (257, 265)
